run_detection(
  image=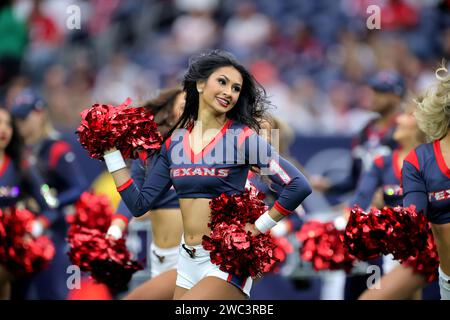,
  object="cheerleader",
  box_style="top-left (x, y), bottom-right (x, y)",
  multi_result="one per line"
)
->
top-left (0, 105), bottom-right (57, 299)
top-left (349, 96), bottom-right (432, 299)
top-left (108, 87), bottom-right (185, 300)
top-left (103, 50), bottom-right (312, 299)
top-left (402, 65), bottom-right (450, 300)
top-left (10, 88), bottom-right (88, 299)
top-left (310, 70), bottom-right (405, 193)
top-left (0, 105), bottom-right (22, 299)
